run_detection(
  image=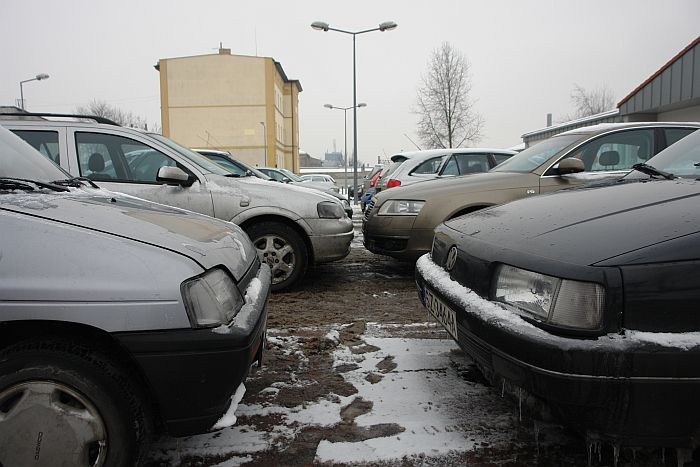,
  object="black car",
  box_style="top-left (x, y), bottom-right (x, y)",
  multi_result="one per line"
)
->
top-left (416, 129), bottom-right (700, 448)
